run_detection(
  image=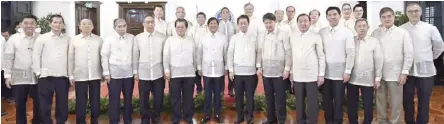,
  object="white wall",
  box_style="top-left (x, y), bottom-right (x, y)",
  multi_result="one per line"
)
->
top-left (98, 0), bottom-right (405, 37)
top-left (33, 1), bottom-right (76, 37)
